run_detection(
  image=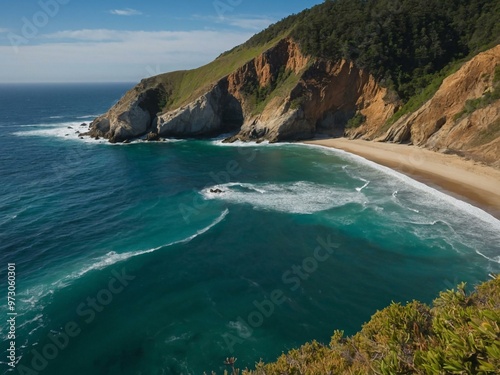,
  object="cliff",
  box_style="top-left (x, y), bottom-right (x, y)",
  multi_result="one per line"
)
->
top-left (375, 45), bottom-right (500, 168)
top-left (86, 38), bottom-right (397, 144)
top-left (85, 0), bottom-right (500, 168)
